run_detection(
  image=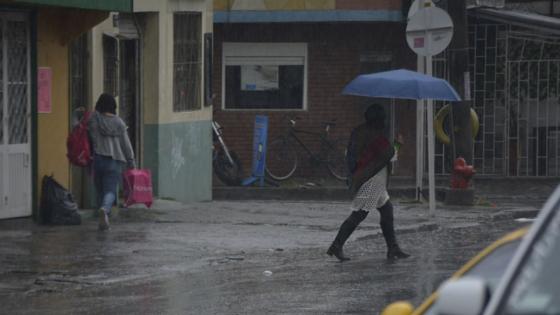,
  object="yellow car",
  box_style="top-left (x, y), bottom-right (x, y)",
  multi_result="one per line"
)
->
top-left (381, 227), bottom-right (529, 315)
